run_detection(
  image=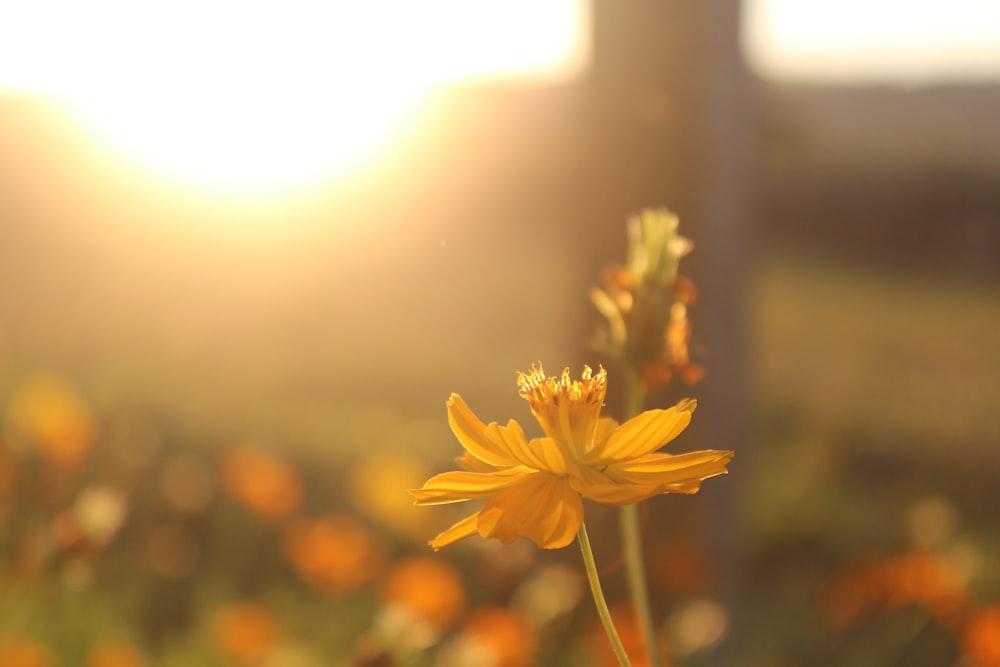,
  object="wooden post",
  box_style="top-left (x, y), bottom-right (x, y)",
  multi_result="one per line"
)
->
top-left (582, 0), bottom-right (751, 658)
